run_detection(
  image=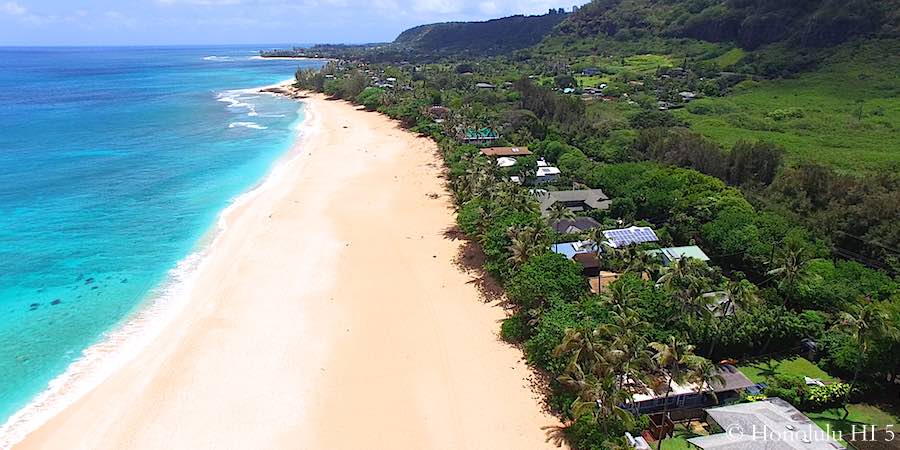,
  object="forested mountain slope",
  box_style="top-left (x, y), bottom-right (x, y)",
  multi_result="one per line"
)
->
top-left (393, 11), bottom-right (569, 56)
top-left (554, 0), bottom-right (897, 50)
